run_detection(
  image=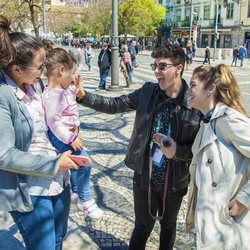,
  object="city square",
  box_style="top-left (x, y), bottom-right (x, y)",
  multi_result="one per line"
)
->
top-left (0, 50), bottom-right (250, 249)
top-left (0, 0), bottom-right (250, 249)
